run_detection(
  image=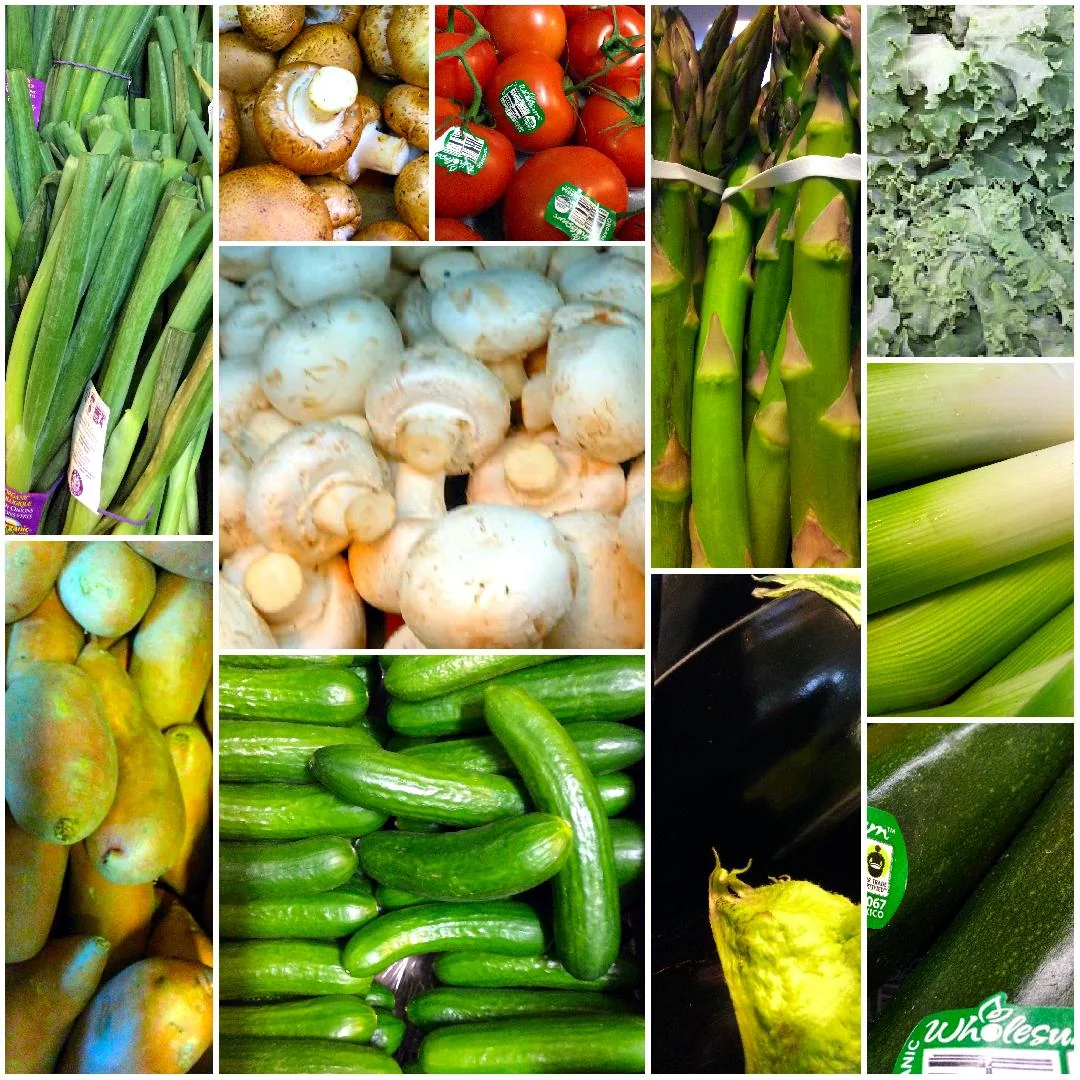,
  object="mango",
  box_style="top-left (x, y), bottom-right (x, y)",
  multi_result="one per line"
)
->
top-left (5, 806), bottom-right (68, 962)
top-left (57, 541), bottom-right (156, 637)
top-left (6, 935), bottom-right (111, 1073)
top-left (5, 662), bottom-right (117, 843)
top-left (5, 540), bottom-right (67, 623)
top-left (79, 644), bottom-right (186, 884)
top-left (161, 723), bottom-right (213, 898)
top-left (126, 539), bottom-right (214, 581)
top-left (130, 572), bottom-right (213, 729)
top-left (6, 587), bottom-right (85, 684)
